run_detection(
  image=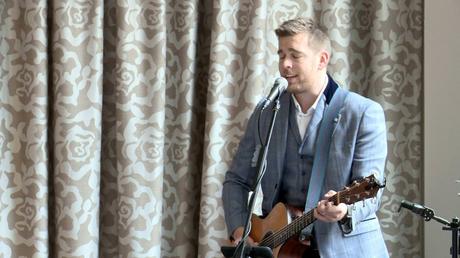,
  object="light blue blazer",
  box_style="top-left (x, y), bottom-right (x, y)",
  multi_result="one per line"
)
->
top-left (223, 77), bottom-right (389, 258)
